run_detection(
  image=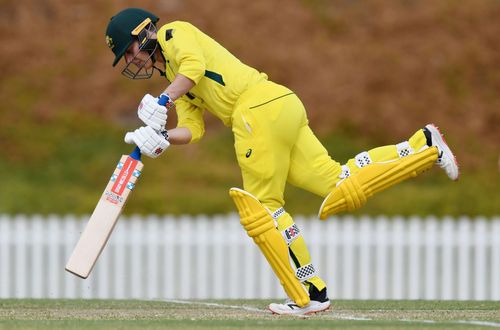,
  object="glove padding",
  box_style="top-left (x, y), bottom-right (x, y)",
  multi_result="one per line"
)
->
top-left (124, 126), bottom-right (170, 158)
top-left (138, 94), bottom-right (174, 131)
